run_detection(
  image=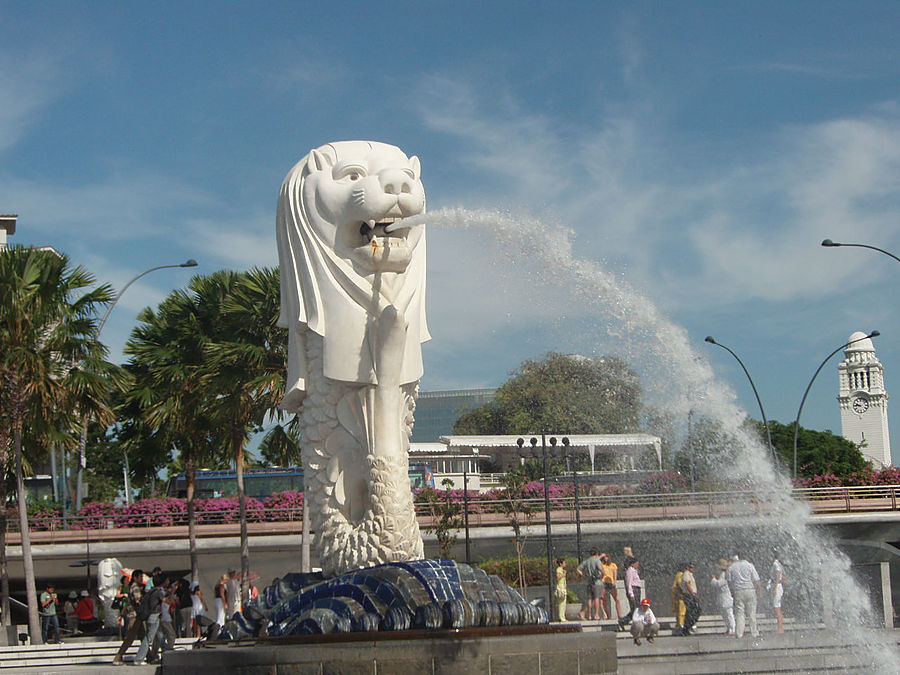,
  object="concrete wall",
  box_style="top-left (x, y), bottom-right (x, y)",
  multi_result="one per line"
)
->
top-left (163, 629), bottom-right (616, 675)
